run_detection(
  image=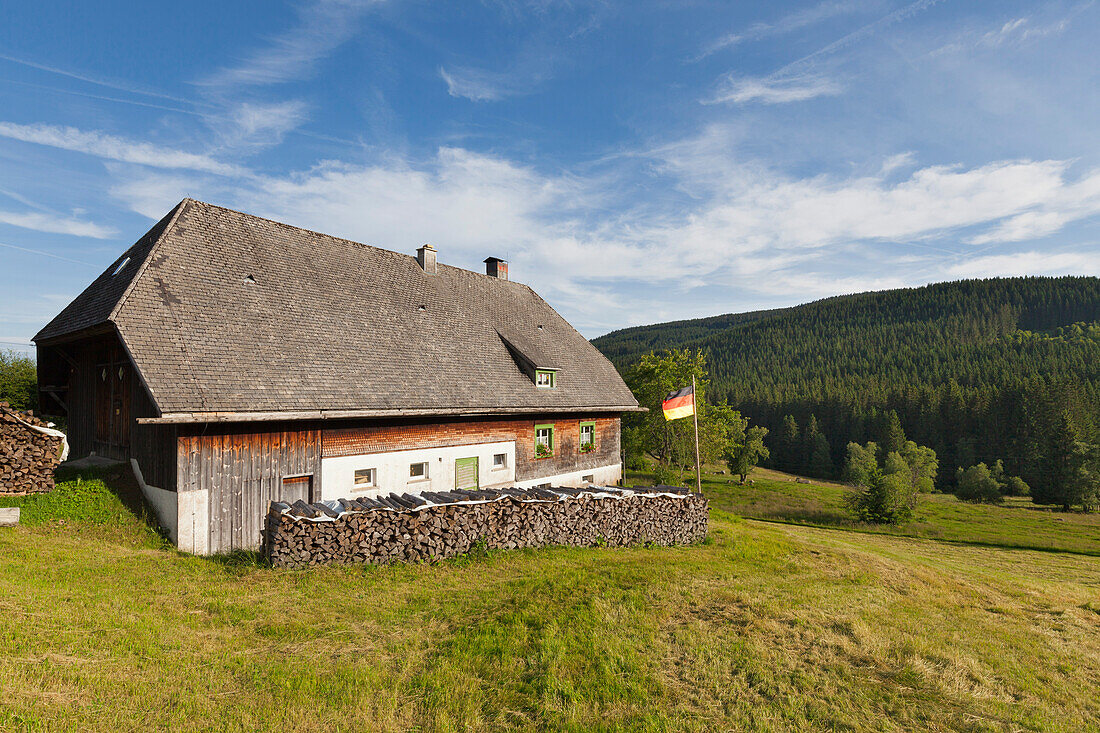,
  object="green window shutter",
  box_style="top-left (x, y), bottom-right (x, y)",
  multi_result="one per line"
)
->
top-left (455, 457), bottom-right (479, 490)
